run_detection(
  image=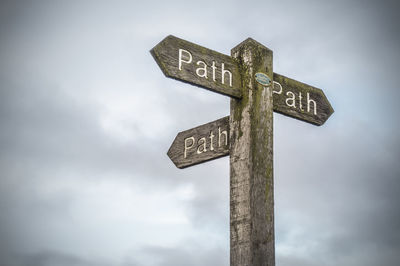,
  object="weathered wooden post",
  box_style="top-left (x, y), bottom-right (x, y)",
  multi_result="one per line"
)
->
top-left (230, 39), bottom-right (274, 266)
